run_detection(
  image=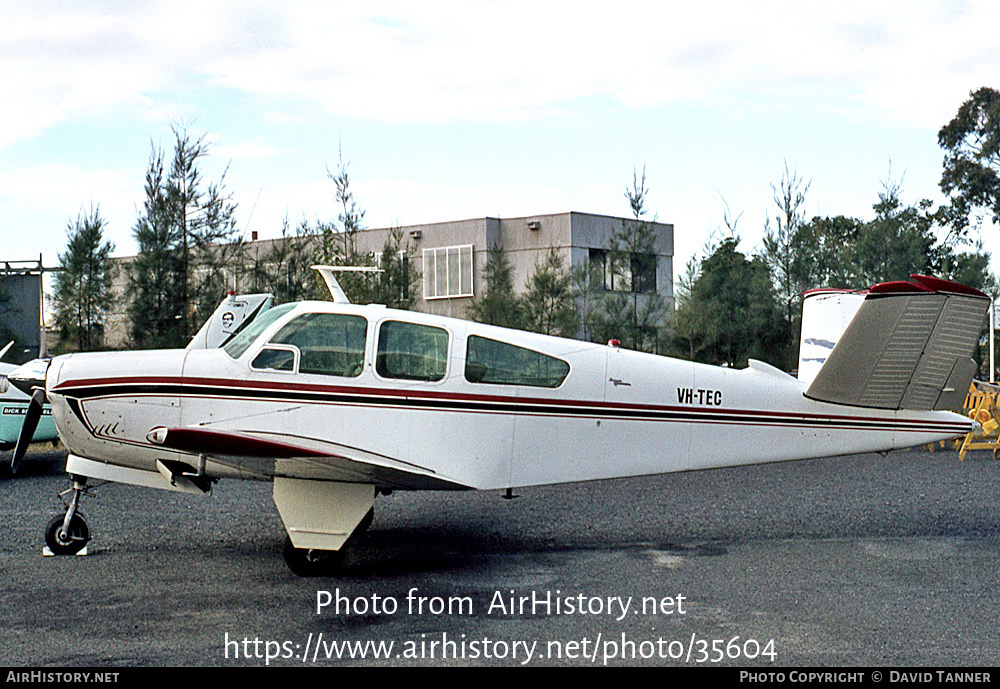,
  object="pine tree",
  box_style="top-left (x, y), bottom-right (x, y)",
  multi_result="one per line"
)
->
top-left (248, 217), bottom-right (322, 304)
top-left (598, 168), bottom-right (668, 352)
top-left (522, 248), bottom-right (577, 338)
top-left (760, 162), bottom-right (811, 369)
top-left (309, 154), bottom-right (417, 307)
top-left (128, 146), bottom-right (186, 348)
top-left (128, 125), bottom-right (240, 348)
top-left (368, 226), bottom-right (420, 309)
top-left (676, 238), bottom-right (787, 368)
top-left (467, 242), bottom-right (523, 329)
top-left (570, 259), bottom-right (605, 342)
top-left (52, 206), bottom-right (115, 352)
top-left (166, 126), bottom-right (241, 334)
